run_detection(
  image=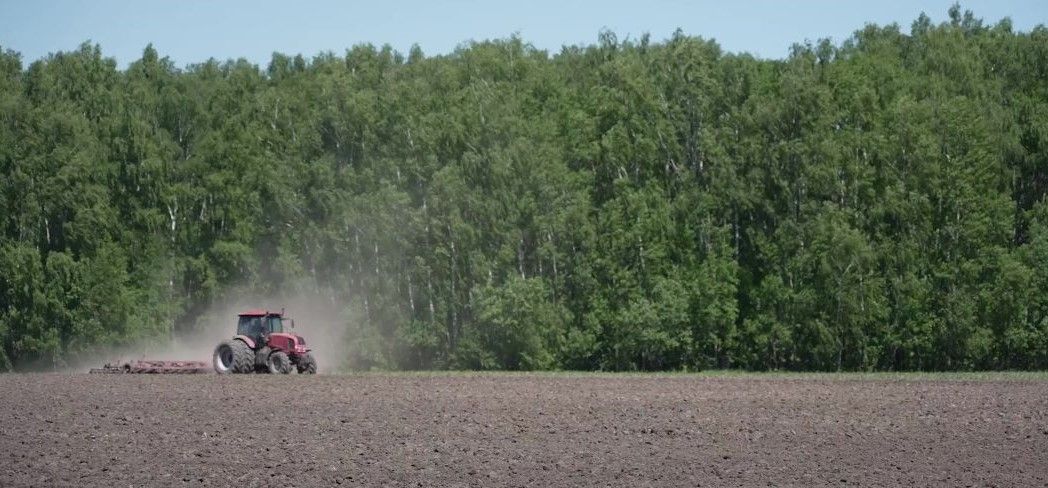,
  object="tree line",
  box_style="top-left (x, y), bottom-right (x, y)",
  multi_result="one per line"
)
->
top-left (1, 6), bottom-right (1046, 371)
